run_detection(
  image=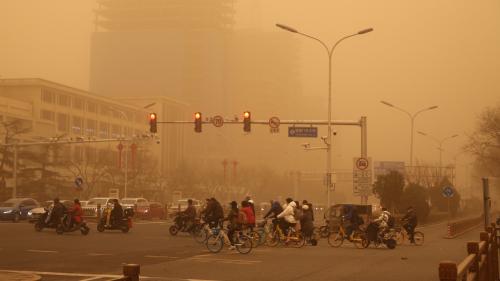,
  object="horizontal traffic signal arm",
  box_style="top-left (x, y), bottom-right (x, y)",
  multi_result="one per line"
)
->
top-left (156, 119), bottom-right (363, 126)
